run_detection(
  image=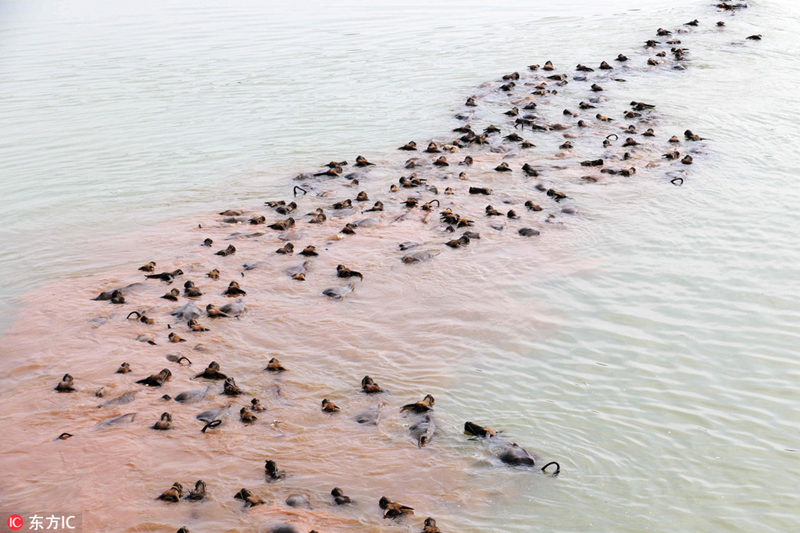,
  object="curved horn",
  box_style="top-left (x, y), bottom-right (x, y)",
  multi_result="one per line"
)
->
top-left (605, 133), bottom-right (619, 141)
top-left (293, 185), bottom-right (307, 196)
top-left (541, 461), bottom-right (560, 476)
top-left (126, 311), bottom-right (141, 319)
top-left (201, 419), bottom-right (222, 433)
top-left (670, 177), bottom-right (684, 186)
